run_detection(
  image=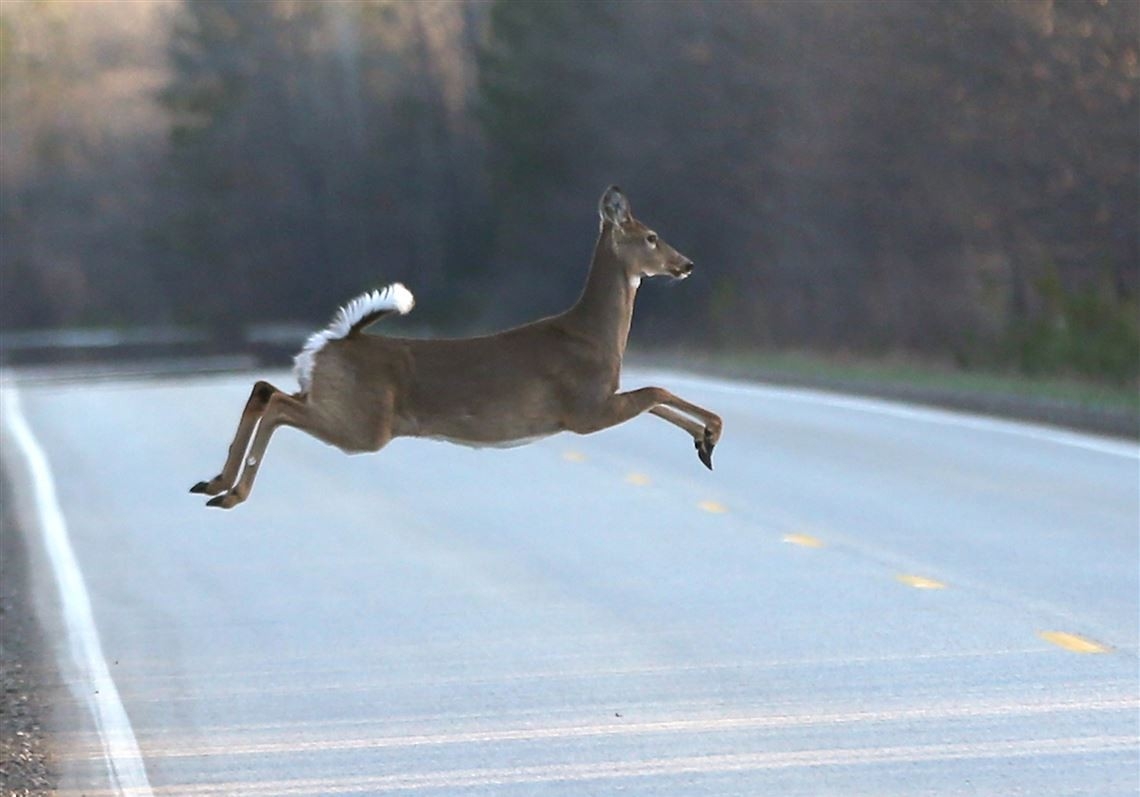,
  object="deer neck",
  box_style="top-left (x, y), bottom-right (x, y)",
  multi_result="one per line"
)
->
top-left (561, 224), bottom-right (639, 360)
